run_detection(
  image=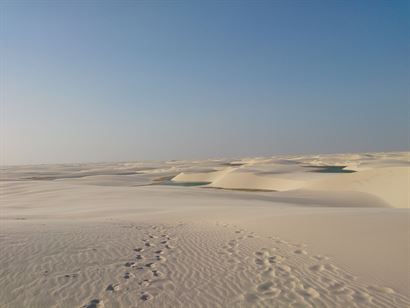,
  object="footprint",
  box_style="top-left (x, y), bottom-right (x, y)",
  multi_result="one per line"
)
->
top-left (226, 248), bottom-right (236, 254)
top-left (328, 282), bottom-right (354, 296)
top-left (152, 270), bottom-right (164, 278)
top-left (324, 264), bottom-right (338, 272)
top-left (329, 281), bottom-right (345, 291)
top-left (82, 299), bottom-right (103, 308)
top-left (106, 283), bottom-right (120, 292)
top-left (63, 273), bottom-right (78, 279)
top-left (254, 258), bottom-right (267, 266)
top-left (139, 280), bottom-right (150, 287)
top-left (255, 251), bottom-right (268, 258)
top-left (257, 281), bottom-right (275, 292)
top-left (155, 255), bottom-right (166, 262)
top-left (228, 240), bottom-right (237, 247)
top-left (243, 292), bottom-right (260, 303)
top-left (140, 292), bottom-right (153, 301)
top-left (309, 264), bottom-right (324, 272)
top-left (353, 291), bottom-right (372, 302)
top-left (298, 287), bottom-right (320, 298)
top-left (124, 262), bottom-right (135, 267)
top-left (268, 255), bottom-right (284, 264)
top-left (264, 288), bottom-right (281, 298)
top-left (277, 265), bottom-right (292, 273)
top-left (332, 287), bottom-right (354, 296)
top-left (261, 267), bottom-right (276, 278)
